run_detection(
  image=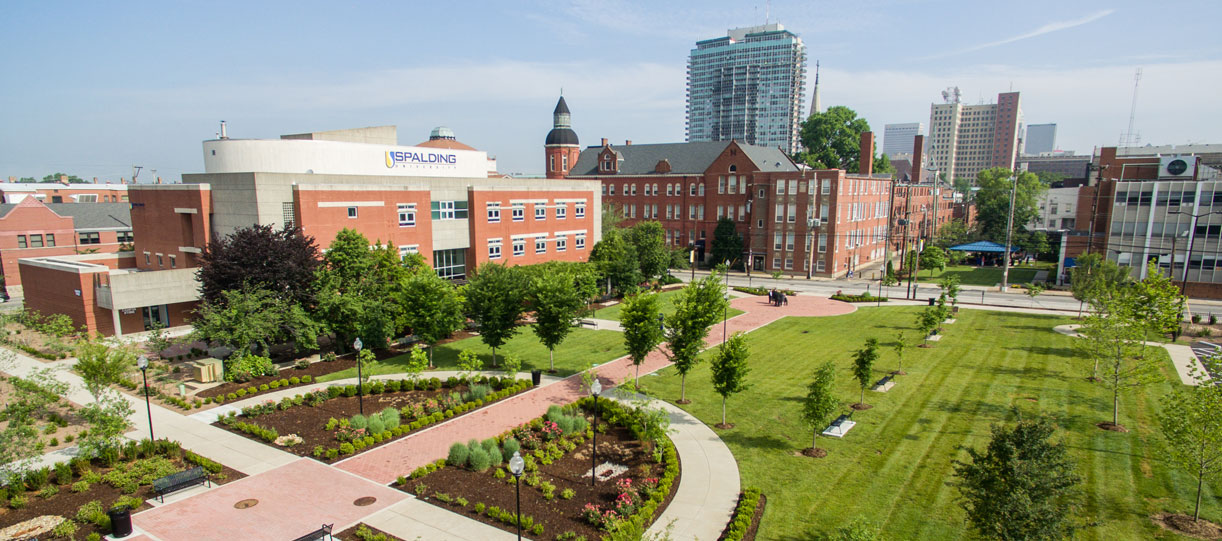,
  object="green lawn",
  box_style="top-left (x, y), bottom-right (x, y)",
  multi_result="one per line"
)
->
top-left (594, 288), bottom-right (745, 322)
top-left (640, 307), bottom-right (1213, 540)
top-left (316, 326), bottom-right (626, 382)
top-left (914, 264), bottom-right (1042, 286)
